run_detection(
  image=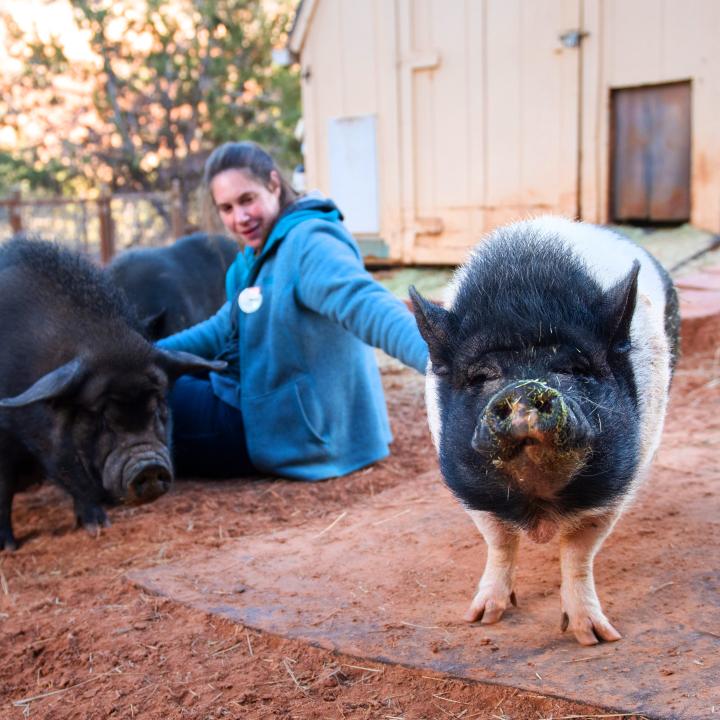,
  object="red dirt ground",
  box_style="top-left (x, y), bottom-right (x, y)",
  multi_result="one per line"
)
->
top-left (0, 336), bottom-right (718, 719)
